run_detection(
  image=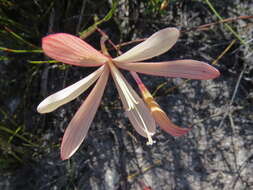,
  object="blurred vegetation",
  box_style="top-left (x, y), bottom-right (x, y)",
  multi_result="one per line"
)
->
top-left (0, 0), bottom-right (109, 173)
